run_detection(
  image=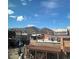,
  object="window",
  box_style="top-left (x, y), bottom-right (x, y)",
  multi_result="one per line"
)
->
top-left (51, 37), bottom-right (60, 42)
